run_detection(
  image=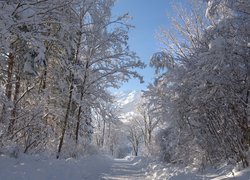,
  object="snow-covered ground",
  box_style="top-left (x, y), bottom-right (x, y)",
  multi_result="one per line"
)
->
top-left (0, 154), bottom-right (249, 180)
top-left (145, 161), bottom-right (250, 180)
top-left (0, 154), bottom-right (113, 180)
